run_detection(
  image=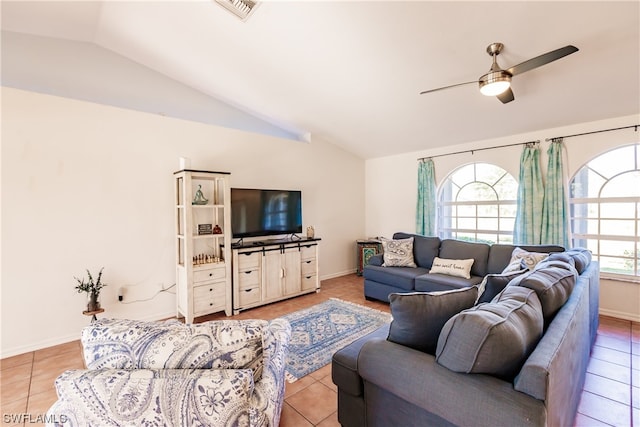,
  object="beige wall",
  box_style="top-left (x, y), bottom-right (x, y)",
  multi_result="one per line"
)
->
top-left (0, 87), bottom-right (365, 357)
top-left (365, 114), bottom-right (640, 321)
